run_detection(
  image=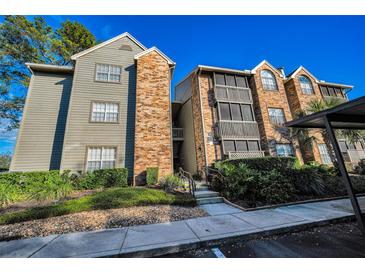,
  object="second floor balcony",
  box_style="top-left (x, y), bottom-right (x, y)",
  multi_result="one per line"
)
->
top-left (215, 121), bottom-right (260, 139)
top-left (214, 86), bottom-right (252, 103)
